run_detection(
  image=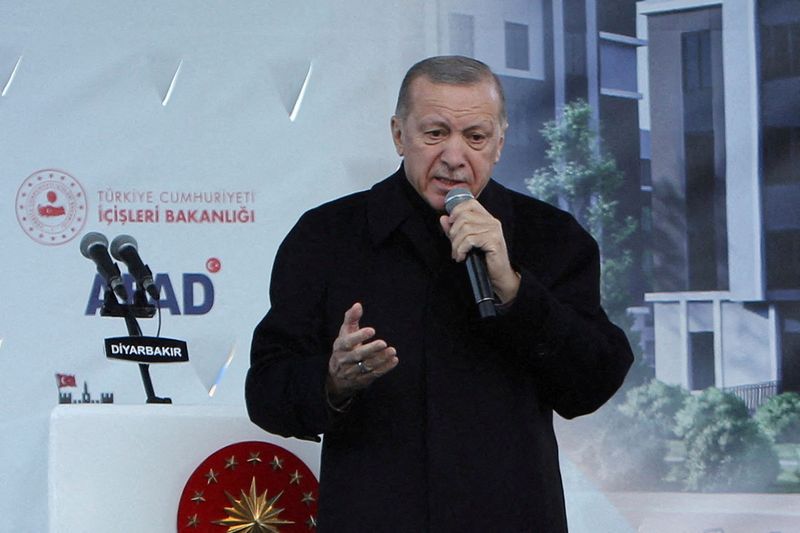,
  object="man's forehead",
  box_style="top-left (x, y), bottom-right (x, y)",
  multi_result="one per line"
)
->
top-left (417, 113), bottom-right (496, 130)
top-left (406, 77), bottom-right (502, 118)
top-left (409, 75), bottom-right (499, 98)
